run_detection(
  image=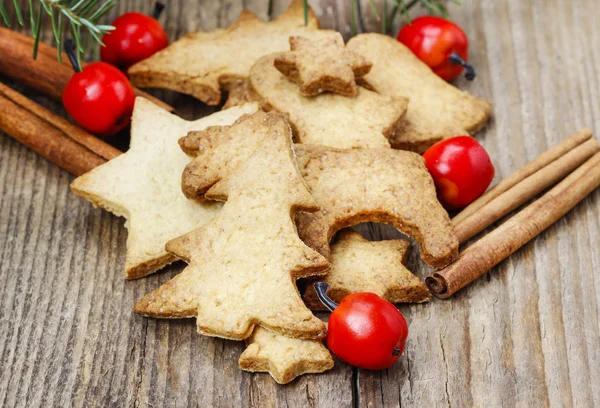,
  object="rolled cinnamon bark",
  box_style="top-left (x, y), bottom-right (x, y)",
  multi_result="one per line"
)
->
top-left (452, 128), bottom-right (593, 225)
top-left (0, 82), bottom-right (121, 161)
top-left (427, 151), bottom-right (600, 299)
top-left (454, 138), bottom-right (600, 243)
top-left (0, 89), bottom-right (109, 176)
top-left (0, 27), bottom-right (174, 112)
